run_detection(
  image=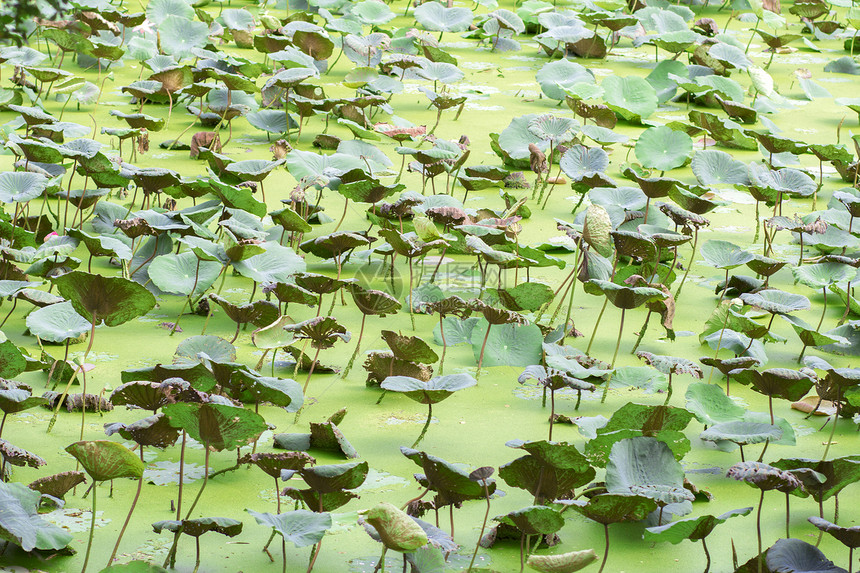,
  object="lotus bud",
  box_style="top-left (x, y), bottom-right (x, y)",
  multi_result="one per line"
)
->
top-left (361, 502), bottom-right (428, 552)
